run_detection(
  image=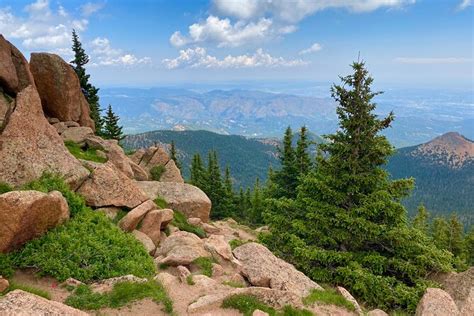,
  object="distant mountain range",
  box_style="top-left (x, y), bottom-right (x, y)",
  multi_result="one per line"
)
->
top-left (123, 130), bottom-right (473, 225)
top-left (101, 87), bottom-right (473, 147)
